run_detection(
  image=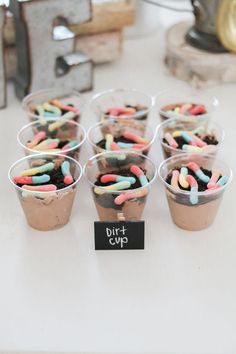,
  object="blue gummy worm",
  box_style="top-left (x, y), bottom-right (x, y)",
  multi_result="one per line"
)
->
top-left (44, 112), bottom-right (59, 118)
top-left (32, 174), bottom-right (50, 184)
top-left (67, 140), bottom-right (78, 148)
top-left (195, 169), bottom-right (210, 183)
top-left (190, 186), bottom-right (198, 205)
top-left (139, 175), bottom-right (148, 187)
top-left (181, 131), bottom-right (194, 143)
top-left (61, 161), bottom-right (70, 177)
top-left (116, 176), bottom-right (136, 184)
top-left (117, 142), bottom-right (134, 148)
top-left (216, 175), bottom-right (228, 186)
